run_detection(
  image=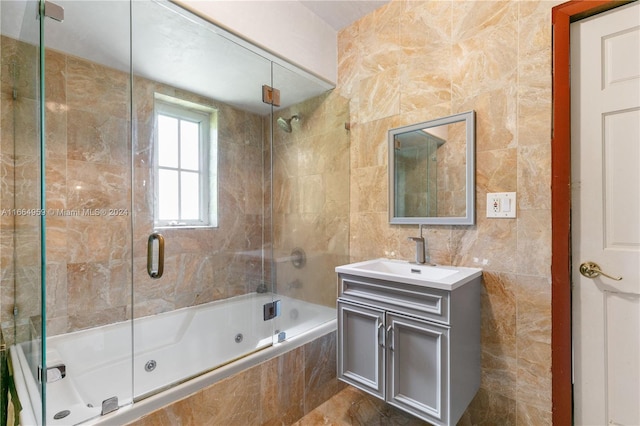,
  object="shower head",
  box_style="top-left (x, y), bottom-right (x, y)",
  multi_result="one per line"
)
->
top-left (276, 115), bottom-right (300, 133)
